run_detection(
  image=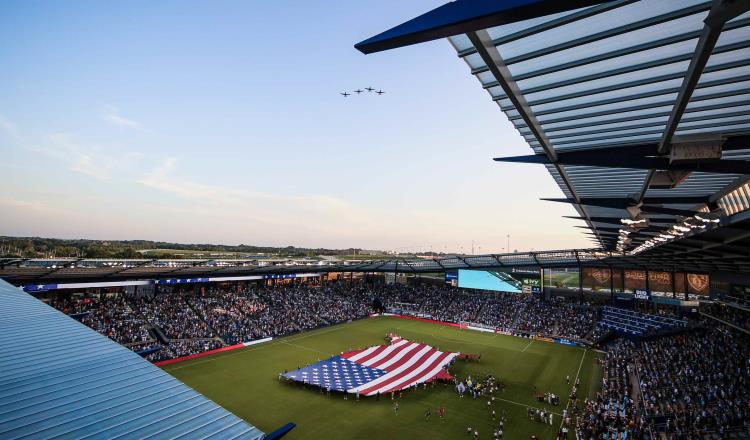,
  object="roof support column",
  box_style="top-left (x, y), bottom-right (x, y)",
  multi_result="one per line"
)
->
top-left (467, 29), bottom-right (603, 246)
